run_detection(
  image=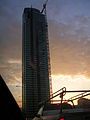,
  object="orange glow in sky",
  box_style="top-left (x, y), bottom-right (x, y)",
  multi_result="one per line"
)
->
top-left (52, 74), bottom-right (90, 105)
